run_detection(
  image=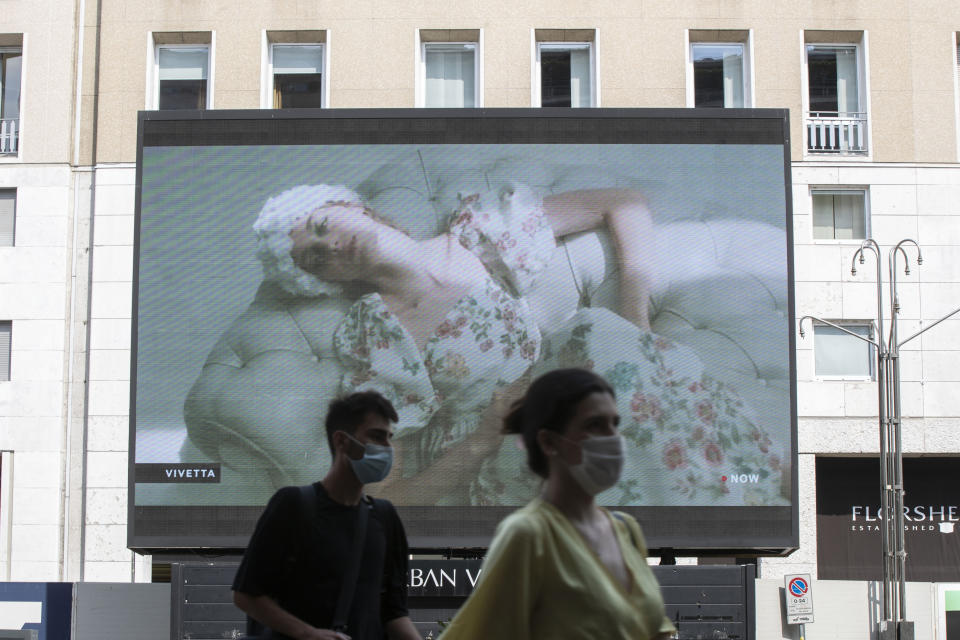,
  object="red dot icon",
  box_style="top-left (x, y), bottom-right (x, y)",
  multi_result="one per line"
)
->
top-left (721, 476), bottom-right (727, 482)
